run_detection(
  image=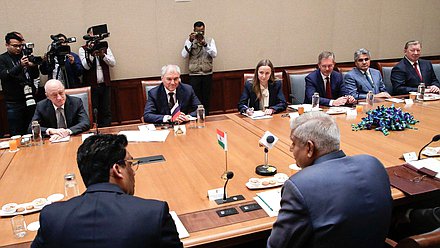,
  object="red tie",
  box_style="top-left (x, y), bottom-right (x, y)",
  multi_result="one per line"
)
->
top-left (325, 77), bottom-right (332, 99)
top-left (413, 61), bottom-right (423, 81)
